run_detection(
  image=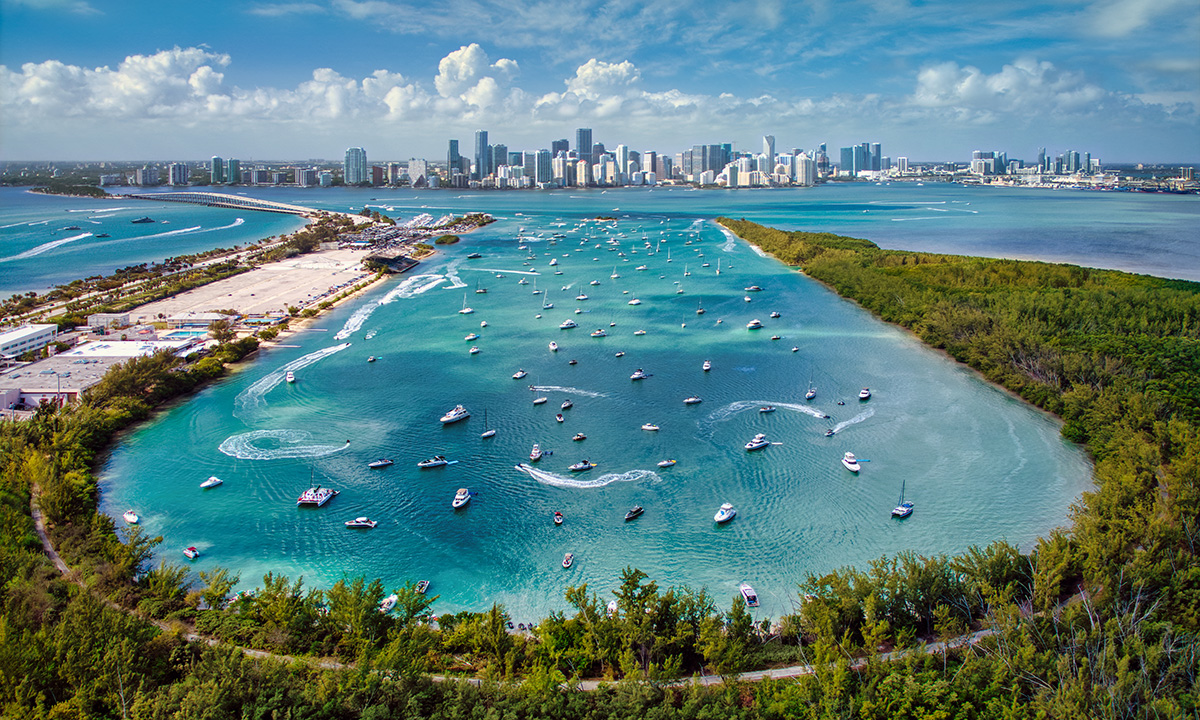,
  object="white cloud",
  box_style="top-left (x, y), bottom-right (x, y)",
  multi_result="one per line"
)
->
top-left (911, 58), bottom-right (1109, 119)
top-left (5, 0), bottom-right (99, 15)
top-left (1085, 0), bottom-right (1189, 38)
top-left (434, 43), bottom-right (518, 100)
top-left (246, 2), bottom-right (327, 16)
top-left (564, 59), bottom-right (641, 100)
